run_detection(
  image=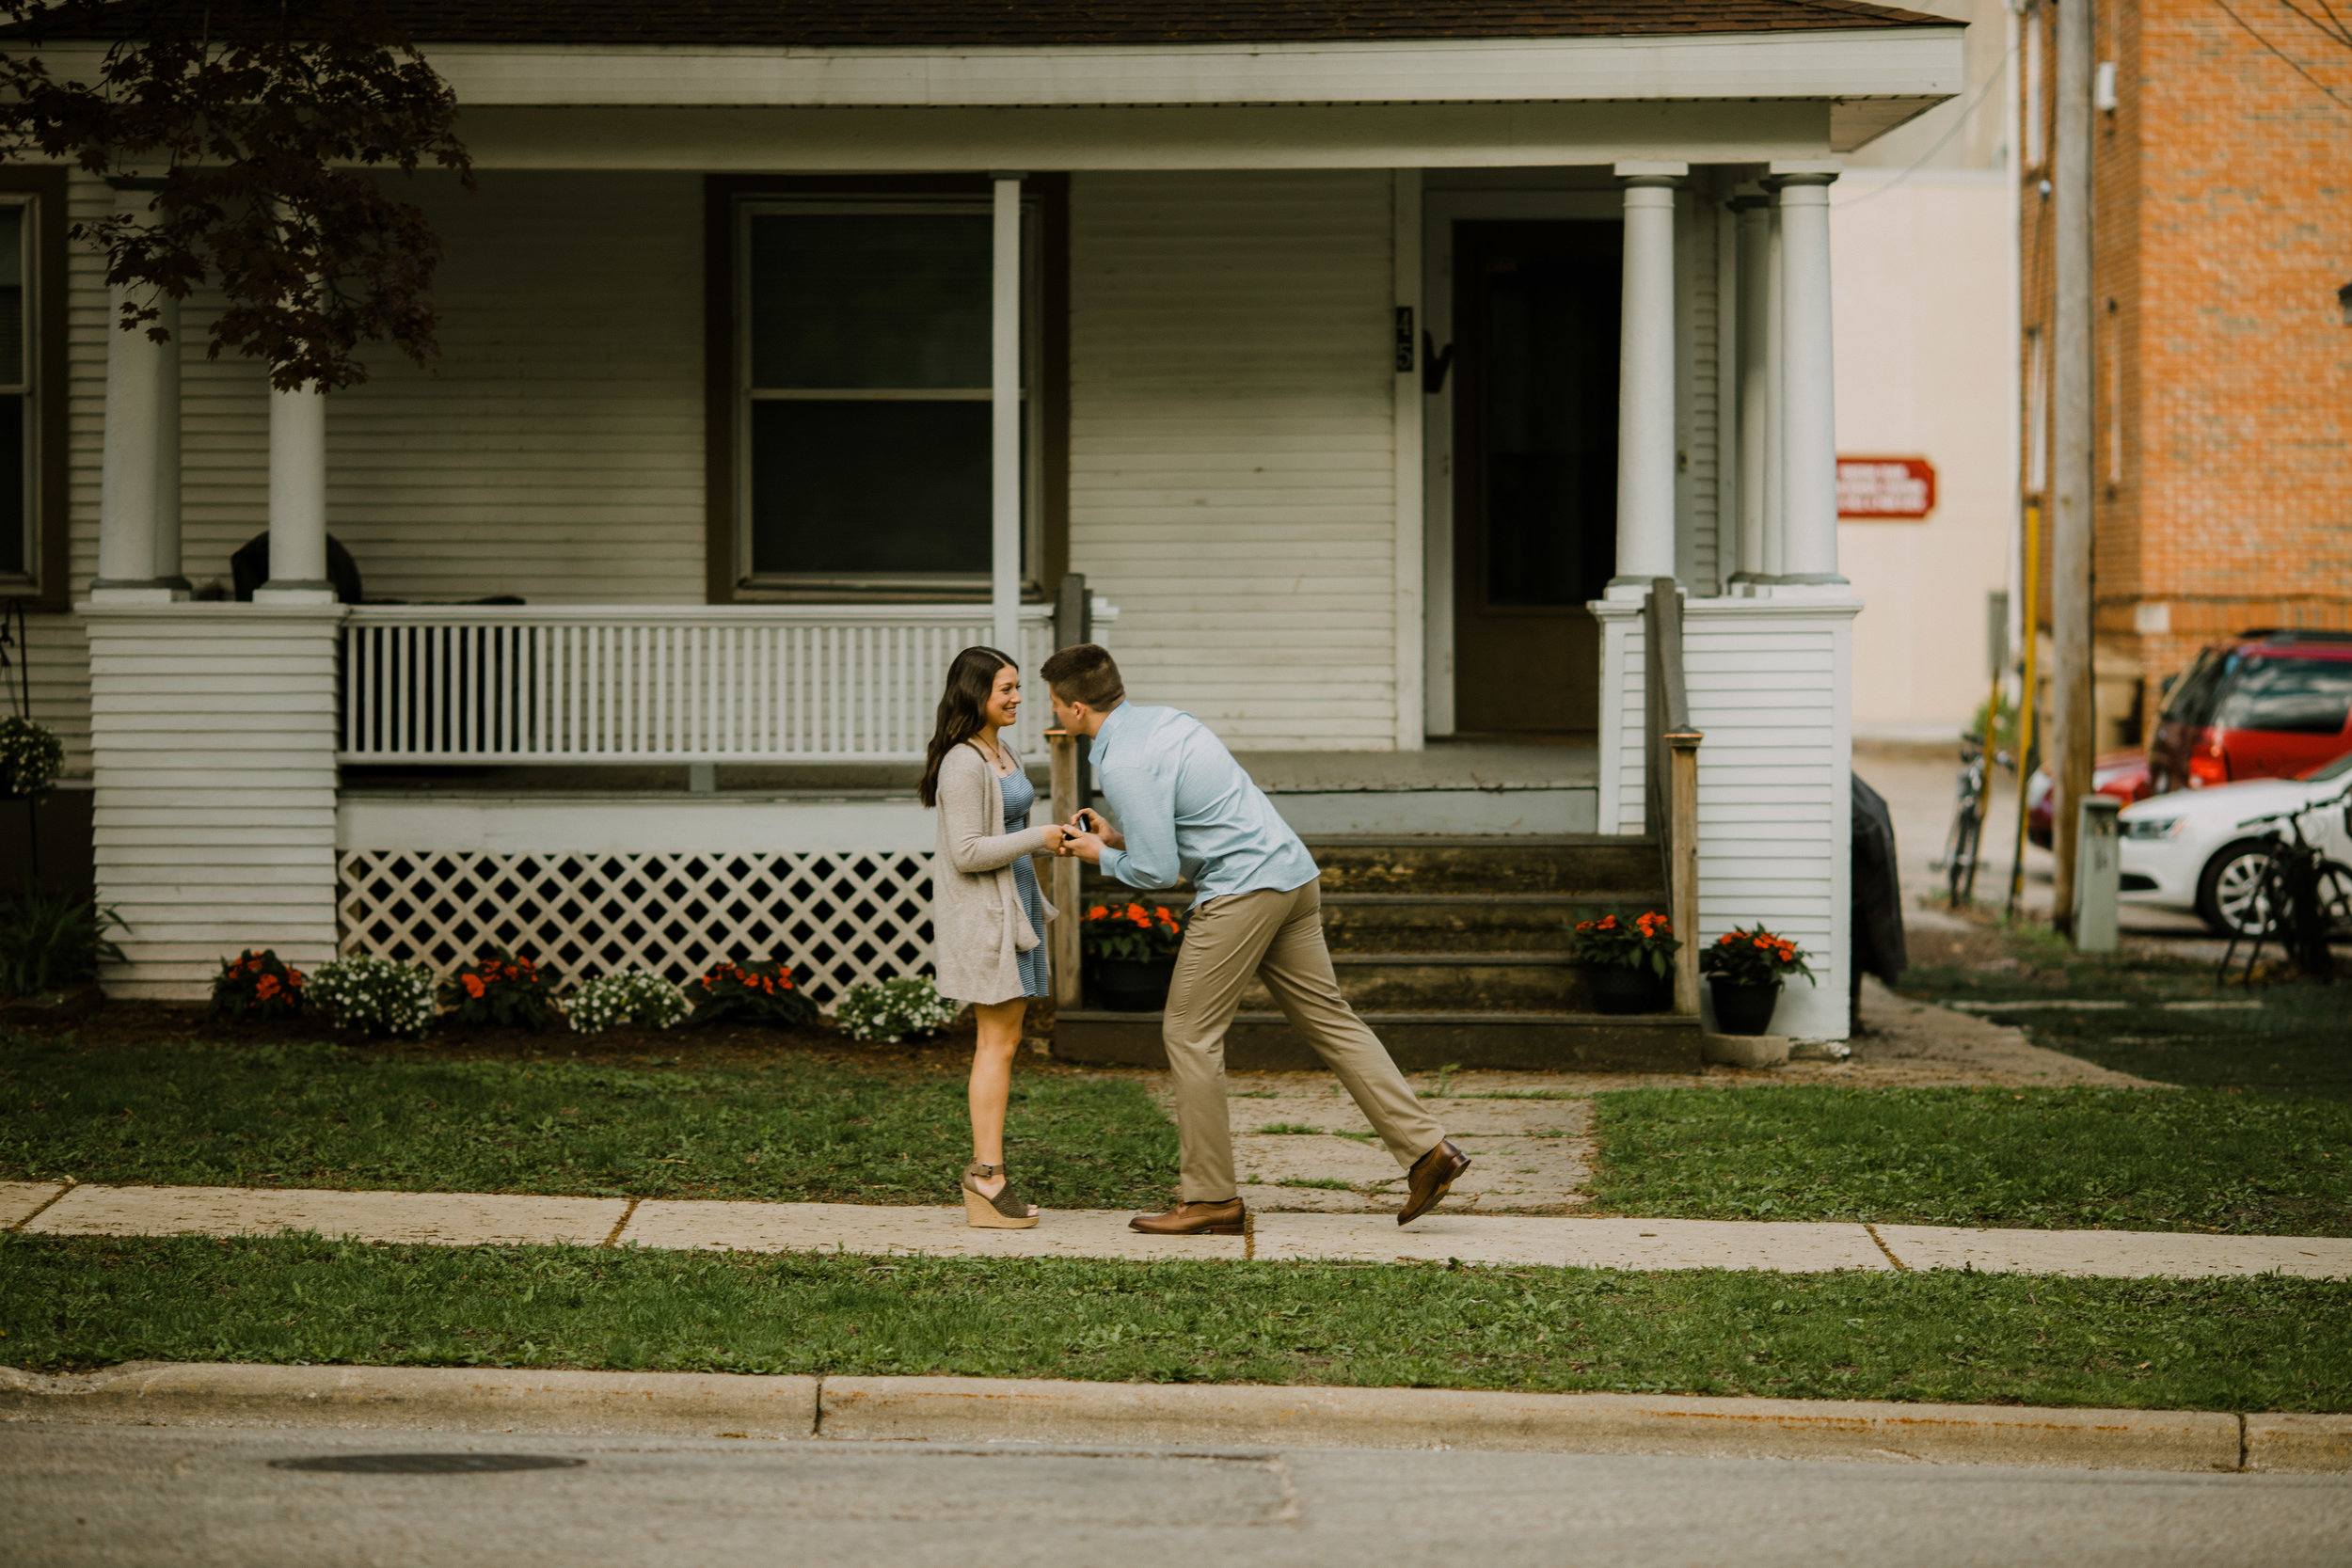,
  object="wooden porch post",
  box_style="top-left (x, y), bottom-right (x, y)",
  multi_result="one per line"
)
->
top-left (1046, 728), bottom-right (1083, 1008)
